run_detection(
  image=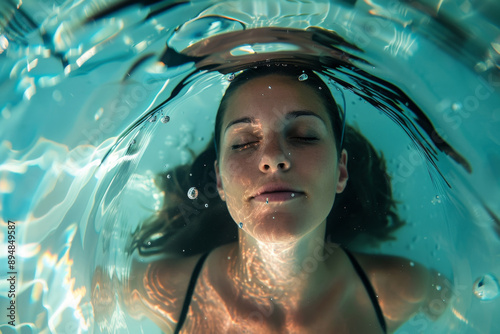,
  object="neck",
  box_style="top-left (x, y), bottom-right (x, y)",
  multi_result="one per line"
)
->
top-left (228, 221), bottom-right (342, 312)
